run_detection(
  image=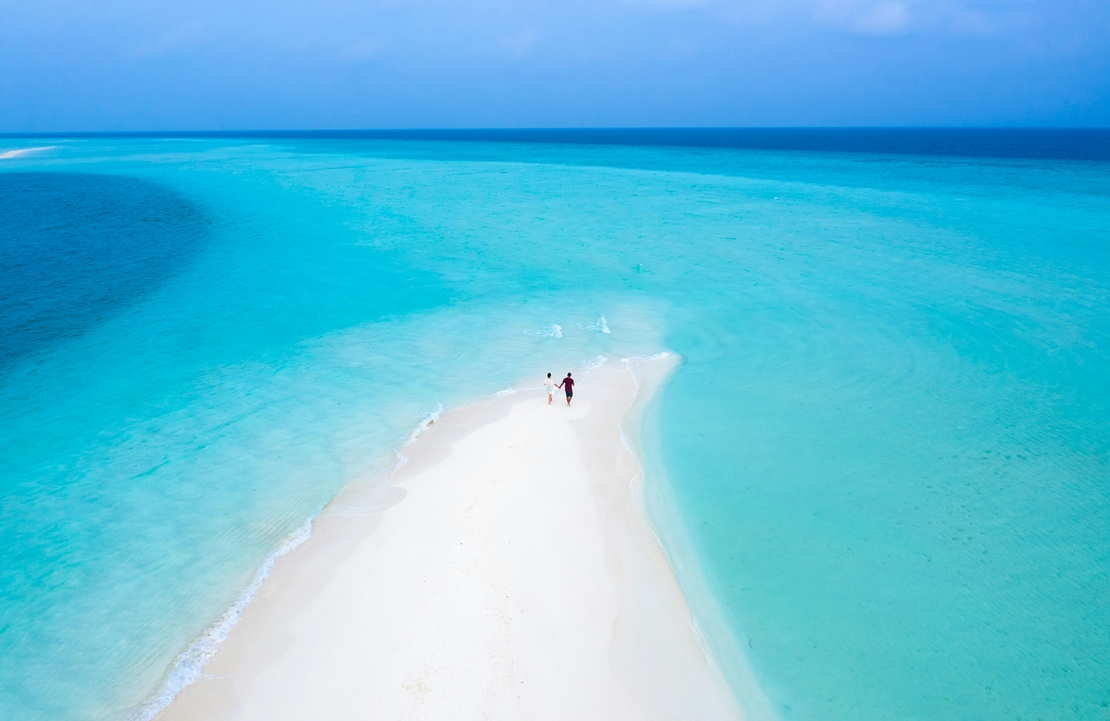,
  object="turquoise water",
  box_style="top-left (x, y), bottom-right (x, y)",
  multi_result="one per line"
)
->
top-left (1, 135), bottom-right (1107, 720)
